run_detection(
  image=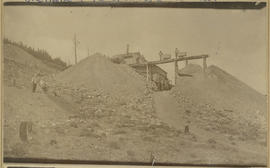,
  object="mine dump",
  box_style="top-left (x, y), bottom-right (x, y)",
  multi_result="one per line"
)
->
top-left (2, 4), bottom-right (268, 166)
top-left (3, 39), bottom-right (267, 165)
